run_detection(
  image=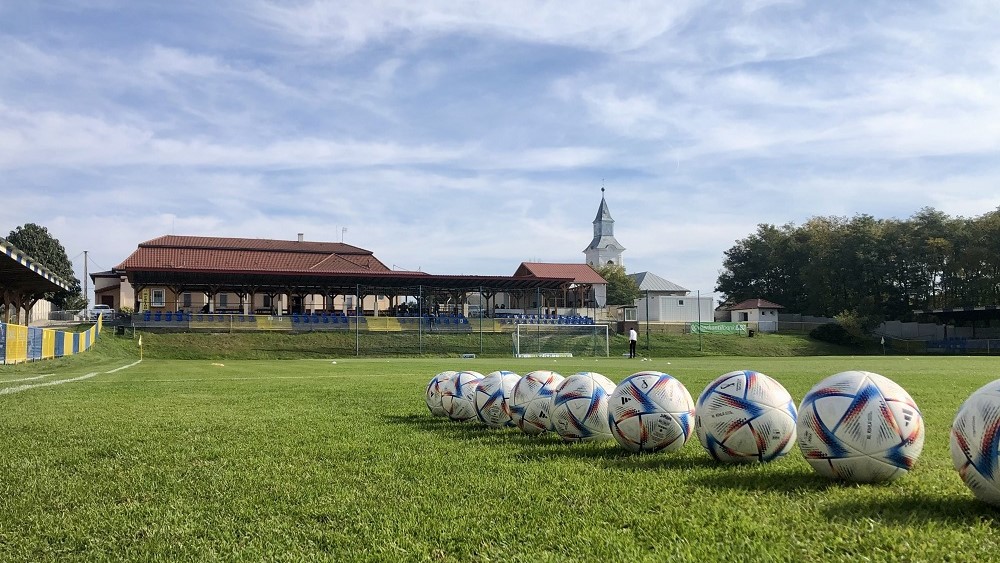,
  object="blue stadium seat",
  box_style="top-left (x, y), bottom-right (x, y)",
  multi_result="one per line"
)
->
top-left (143, 311), bottom-right (151, 321)
top-left (154, 311), bottom-right (162, 322)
